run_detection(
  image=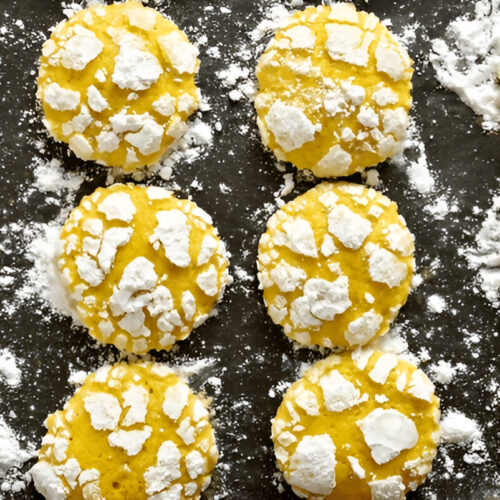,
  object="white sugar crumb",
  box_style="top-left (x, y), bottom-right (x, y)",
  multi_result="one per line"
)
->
top-left (427, 294), bottom-right (446, 314)
top-left (0, 349), bottom-right (22, 387)
top-left (362, 168), bottom-right (380, 188)
top-left (234, 266), bottom-right (254, 283)
top-left (464, 192), bottom-right (500, 309)
top-left (411, 273), bottom-right (423, 290)
top-left (68, 368), bottom-right (89, 387)
top-left (268, 380), bottom-right (292, 399)
top-left (274, 173), bottom-right (295, 201)
top-left (0, 417), bottom-right (33, 492)
top-left (428, 360), bottom-right (465, 385)
top-left (430, 0), bottom-right (500, 131)
top-left (390, 119), bottom-right (434, 195)
top-left (440, 411), bottom-right (482, 444)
